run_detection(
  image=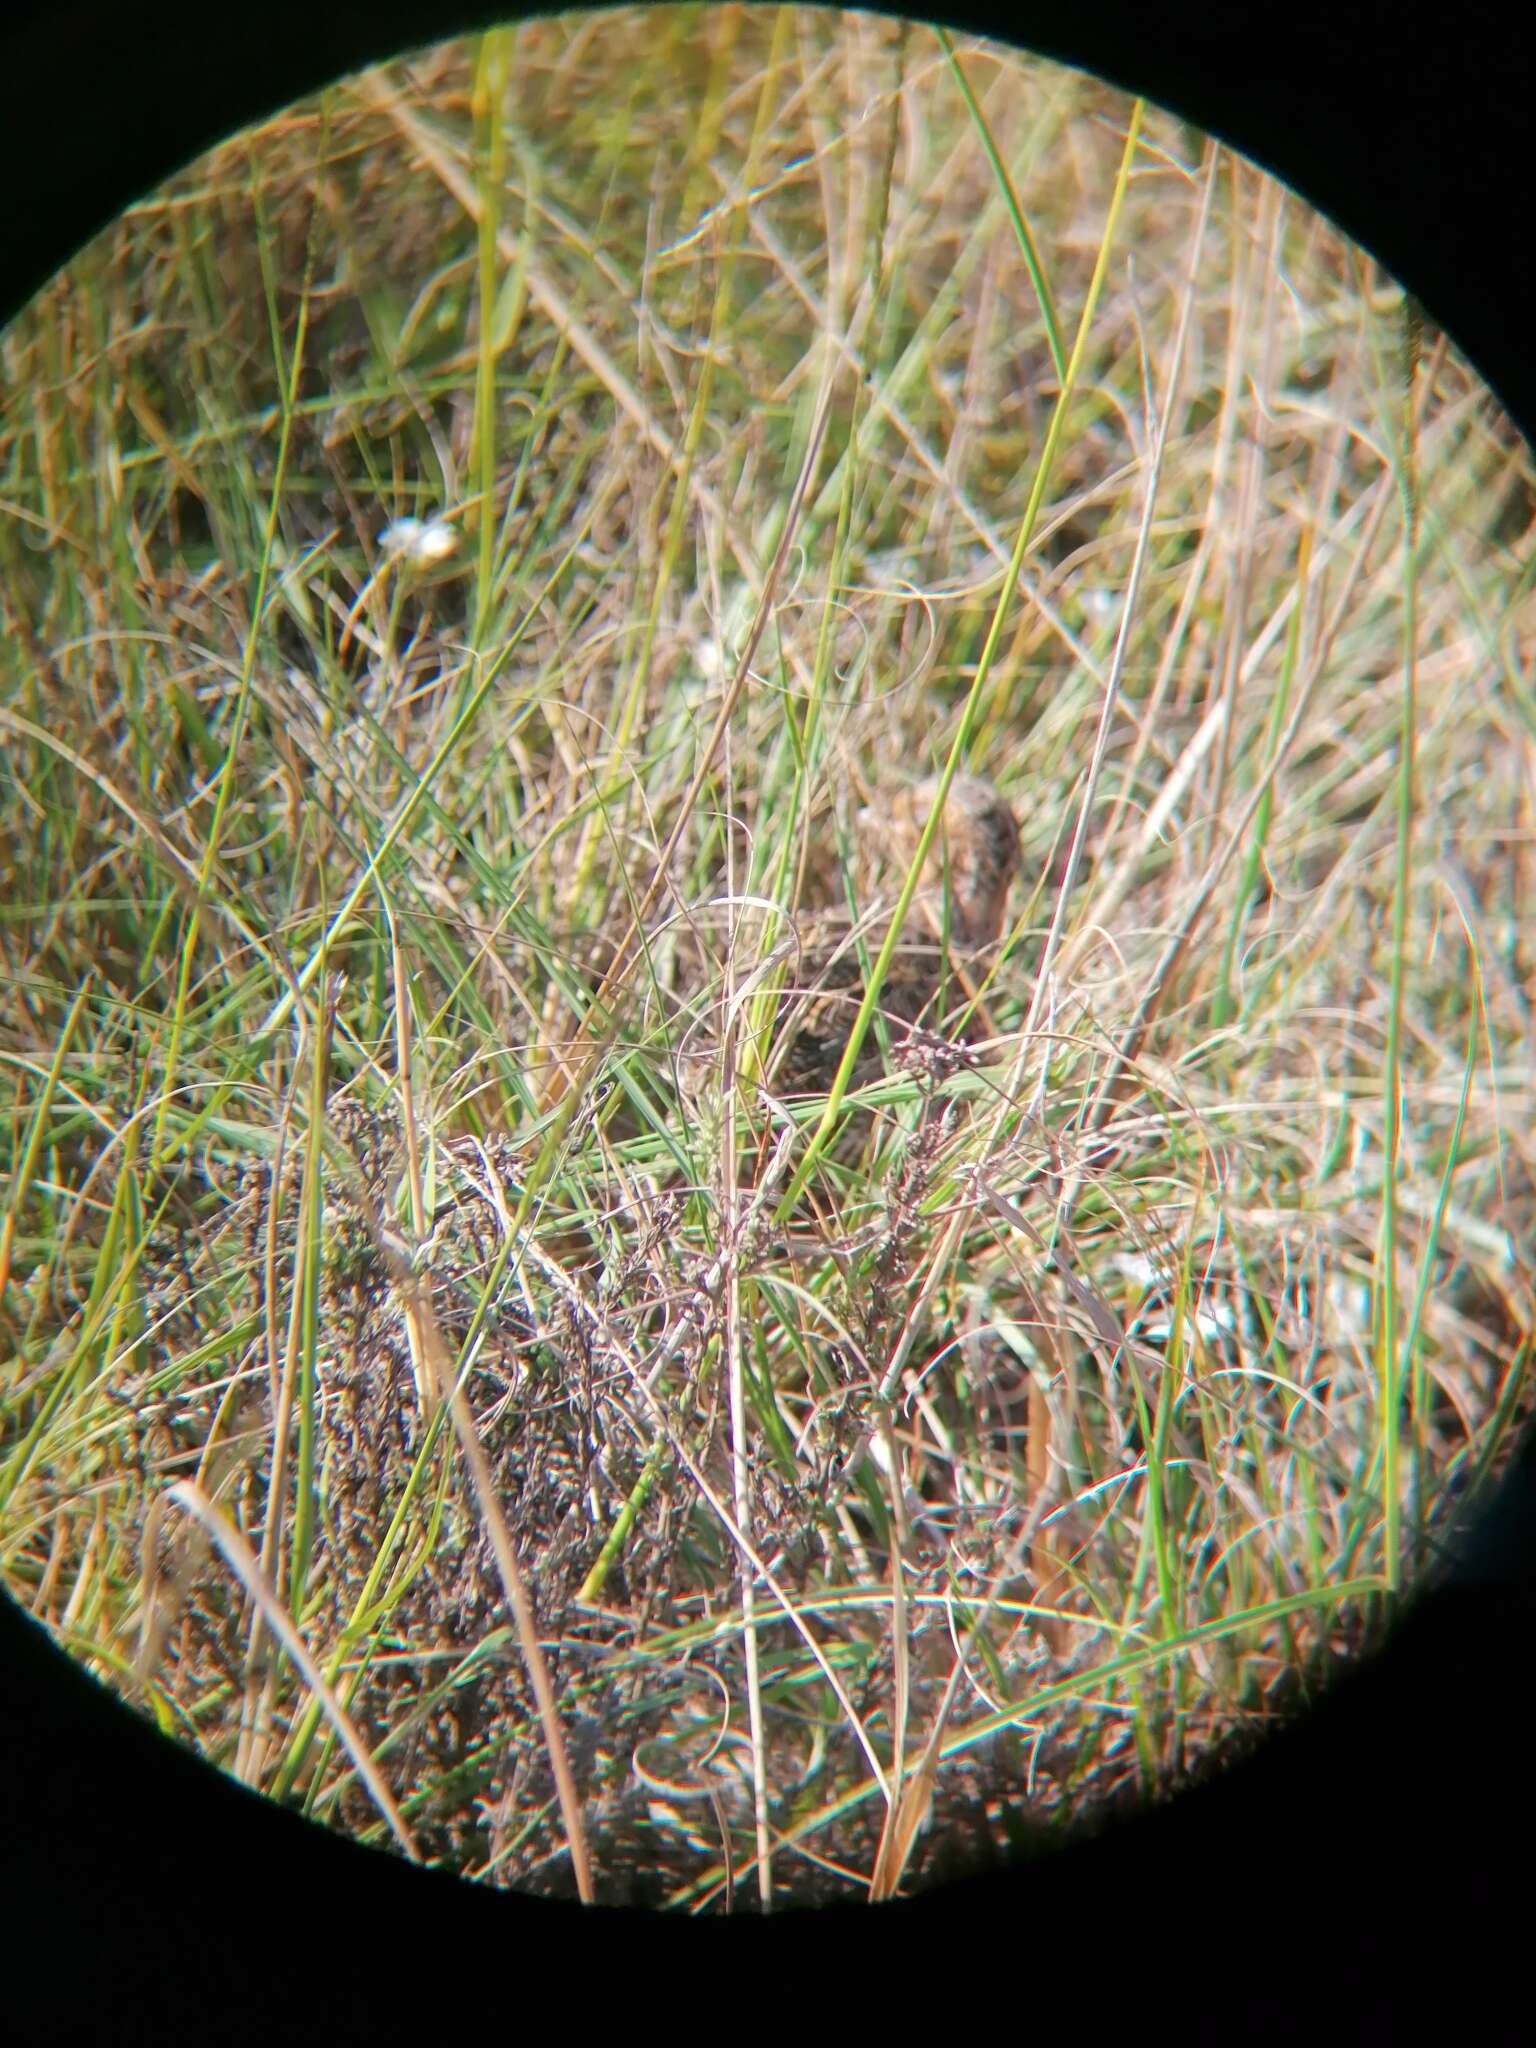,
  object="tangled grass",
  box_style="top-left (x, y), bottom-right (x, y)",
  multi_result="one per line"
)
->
top-left (1, 7), bottom-right (1531, 1907)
